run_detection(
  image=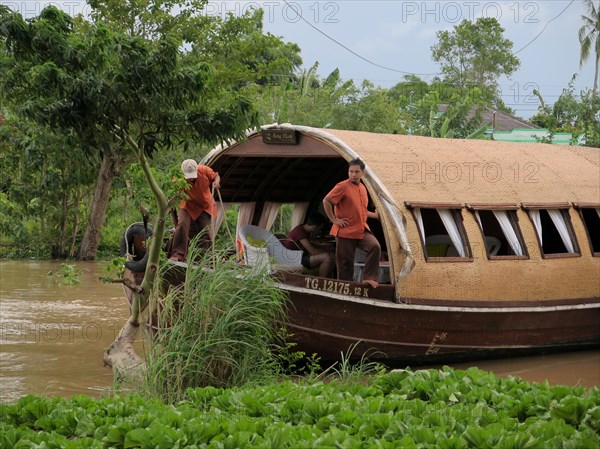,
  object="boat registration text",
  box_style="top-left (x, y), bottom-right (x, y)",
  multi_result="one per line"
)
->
top-left (304, 278), bottom-right (369, 298)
